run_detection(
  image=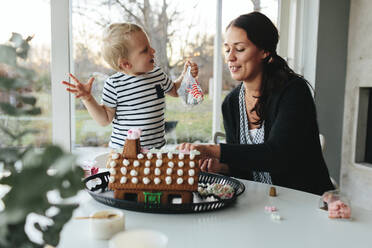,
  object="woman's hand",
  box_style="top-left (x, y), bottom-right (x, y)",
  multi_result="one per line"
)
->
top-left (62, 73), bottom-right (95, 101)
top-left (177, 143), bottom-right (221, 160)
top-left (200, 158), bottom-right (229, 174)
